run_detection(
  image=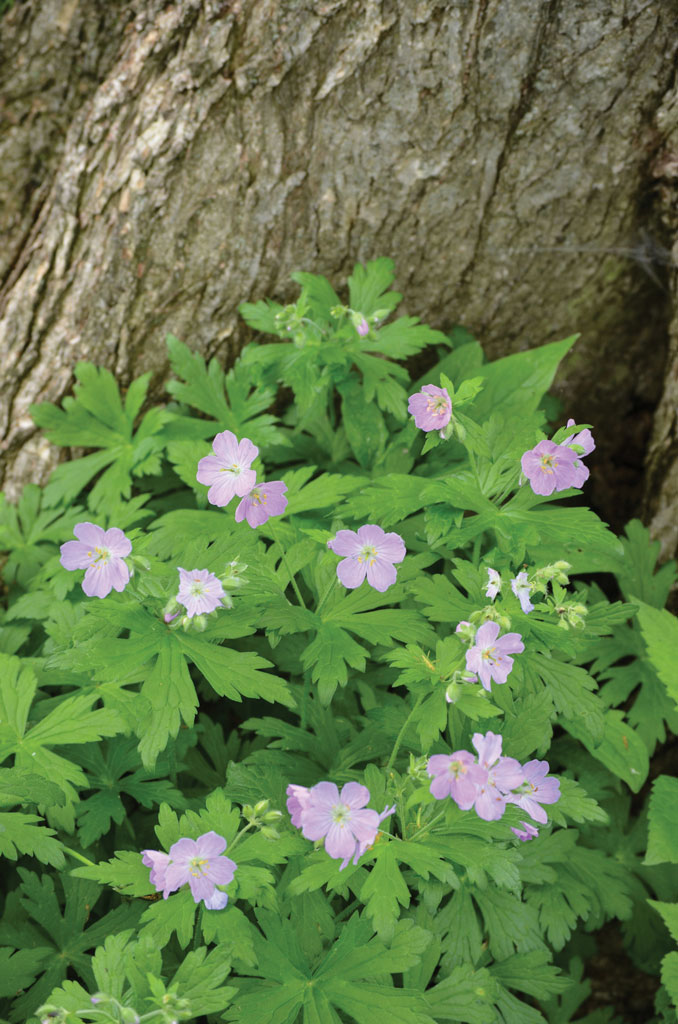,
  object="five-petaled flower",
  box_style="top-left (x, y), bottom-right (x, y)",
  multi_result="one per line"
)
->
top-left (327, 524), bottom-right (405, 592)
top-left (465, 621), bottom-right (524, 691)
top-left (235, 480), bottom-right (288, 528)
top-left (485, 568), bottom-right (502, 601)
top-left (287, 781), bottom-right (395, 870)
top-left (471, 731), bottom-right (526, 822)
top-left (197, 431), bottom-right (258, 507)
top-left (510, 571), bottom-right (534, 614)
top-left (176, 567), bottom-right (225, 618)
top-left (520, 439), bottom-right (580, 496)
top-left (508, 759), bottom-right (561, 824)
top-left (60, 523), bottom-right (132, 599)
top-left (142, 831), bottom-right (237, 909)
top-left (407, 384), bottom-right (452, 432)
top-left (426, 752), bottom-right (486, 809)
